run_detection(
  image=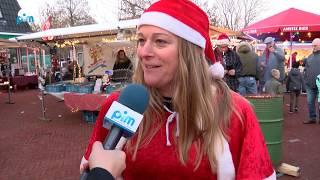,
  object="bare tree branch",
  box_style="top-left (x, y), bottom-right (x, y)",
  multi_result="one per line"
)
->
top-left (216, 0), bottom-right (266, 30)
top-left (192, 0), bottom-right (221, 26)
top-left (38, 0), bottom-right (96, 29)
top-left (118, 0), bottom-right (267, 30)
top-left (119, 0), bottom-right (151, 20)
